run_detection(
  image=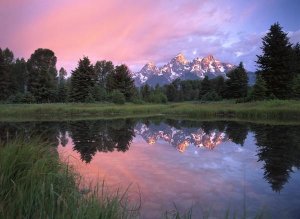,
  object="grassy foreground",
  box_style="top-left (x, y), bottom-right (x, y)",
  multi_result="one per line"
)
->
top-left (0, 100), bottom-right (299, 122)
top-left (0, 138), bottom-right (270, 219)
top-left (0, 138), bottom-right (138, 219)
